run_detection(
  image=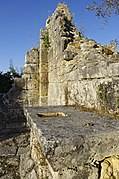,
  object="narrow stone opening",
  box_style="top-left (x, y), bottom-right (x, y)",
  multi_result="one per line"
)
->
top-left (37, 112), bottom-right (67, 117)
